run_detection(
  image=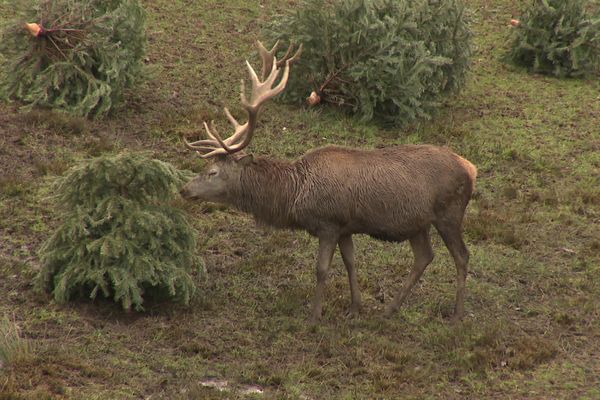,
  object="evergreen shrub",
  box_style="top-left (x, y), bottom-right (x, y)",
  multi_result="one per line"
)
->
top-left (0, 0), bottom-right (147, 117)
top-left (37, 153), bottom-right (203, 311)
top-left (507, 0), bottom-right (600, 77)
top-left (263, 0), bottom-right (472, 126)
